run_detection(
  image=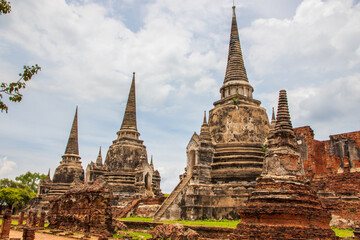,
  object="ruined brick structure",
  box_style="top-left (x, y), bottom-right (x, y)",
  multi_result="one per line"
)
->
top-left (22, 227), bottom-right (35, 240)
top-left (29, 108), bottom-right (84, 212)
top-left (0, 209), bottom-right (12, 239)
top-left (48, 178), bottom-right (114, 236)
top-left (294, 126), bottom-right (360, 226)
top-left (18, 211), bottom-right (24, 225)
top-left (86, 73), bottom-right (162, 200)
top-left (154, 6), bottom-right (269, 221)
top-left (28, 74), bottom-right (162, 213)
top-left (232, 90), bottom-right (336, 239)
